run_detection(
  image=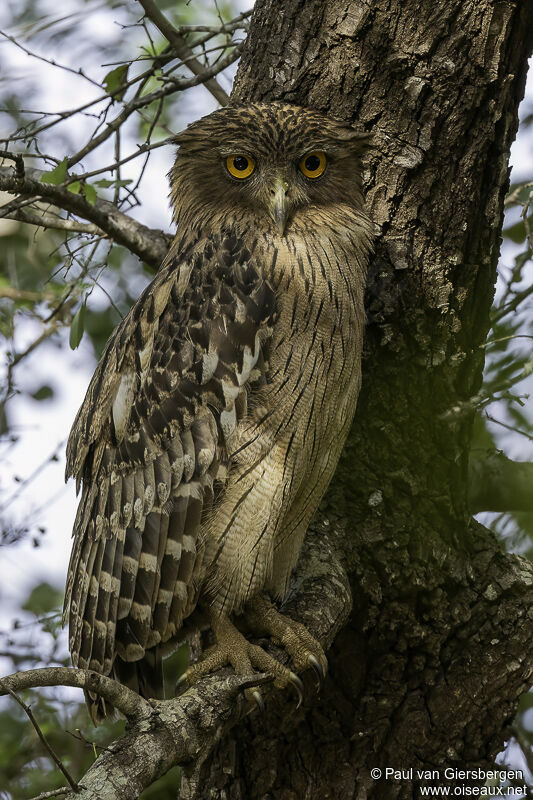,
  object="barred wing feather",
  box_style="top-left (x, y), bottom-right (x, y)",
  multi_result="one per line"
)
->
top-left (64, 234), bottom-right (276, 716)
